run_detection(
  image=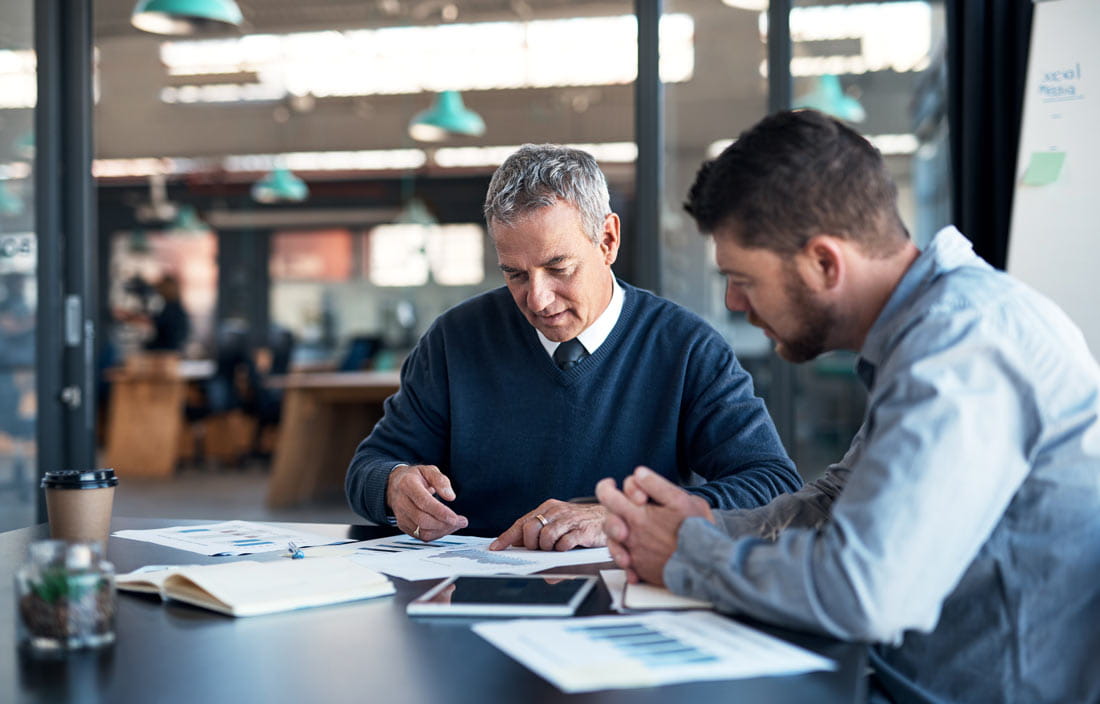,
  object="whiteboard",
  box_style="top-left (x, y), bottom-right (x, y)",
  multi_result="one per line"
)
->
top-left (1007, 0), bottom-right (1100, 360)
